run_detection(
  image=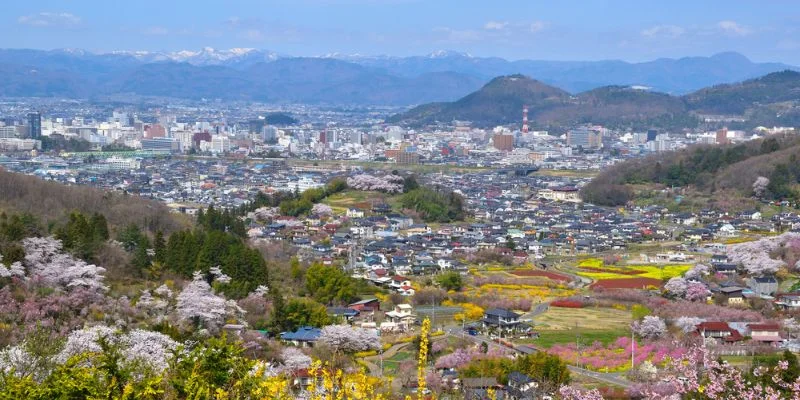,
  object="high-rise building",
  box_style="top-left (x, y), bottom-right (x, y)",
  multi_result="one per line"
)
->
top-left (646, 129), bottom-right (658, 142)
top-left (567, 127), bottom-right (602, 149)
top-left (493, 134), bottom-right (514, 151)
top-left (27, 112), bottom-right (41, 139)
top-left (716, 128), bottom-right (729, 145)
